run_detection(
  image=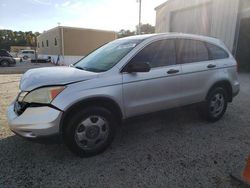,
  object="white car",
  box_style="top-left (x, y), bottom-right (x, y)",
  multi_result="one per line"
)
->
top-left (18, 50), bottom-right (36, 61)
